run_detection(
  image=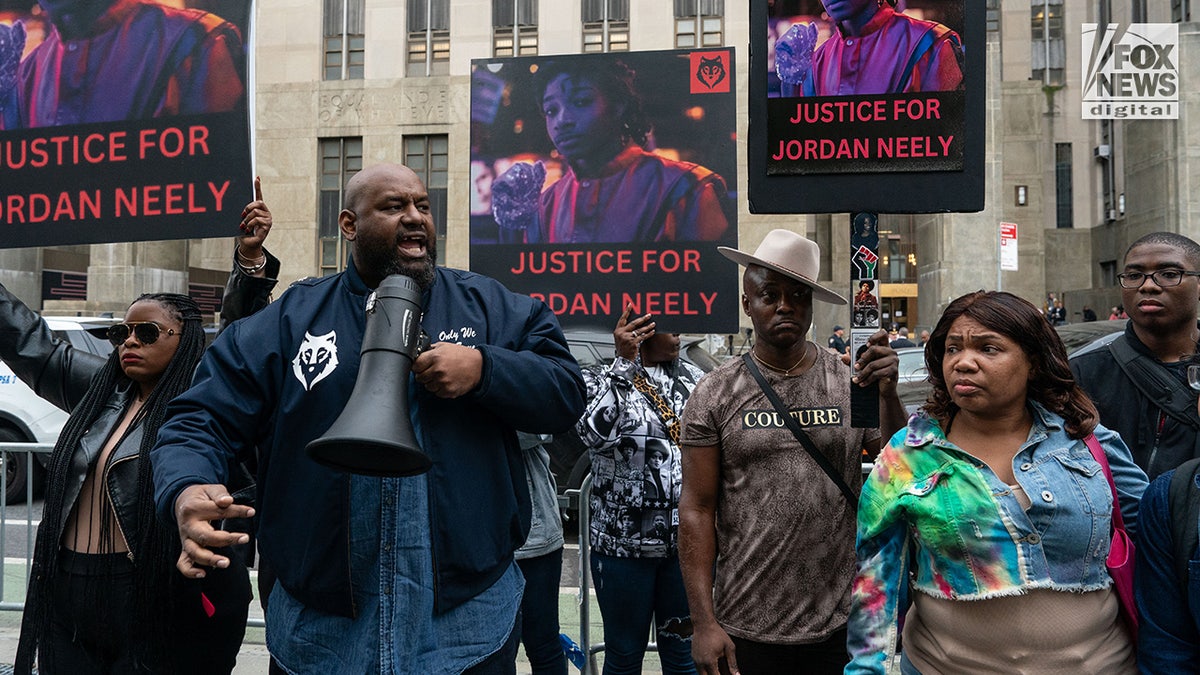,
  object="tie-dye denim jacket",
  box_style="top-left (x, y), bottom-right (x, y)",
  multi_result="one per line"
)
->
top-left (845, 404), bottom-right (1148, 674)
